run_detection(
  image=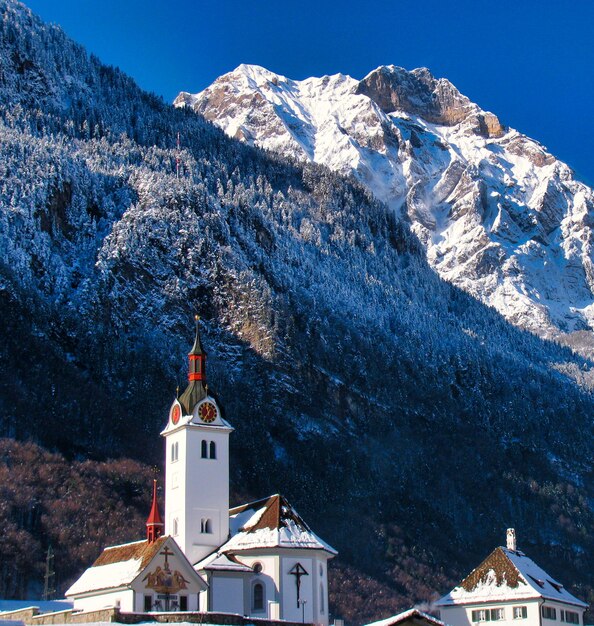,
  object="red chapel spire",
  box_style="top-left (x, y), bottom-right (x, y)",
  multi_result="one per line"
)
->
top-left (146, 479), bottom-right (164, 543)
